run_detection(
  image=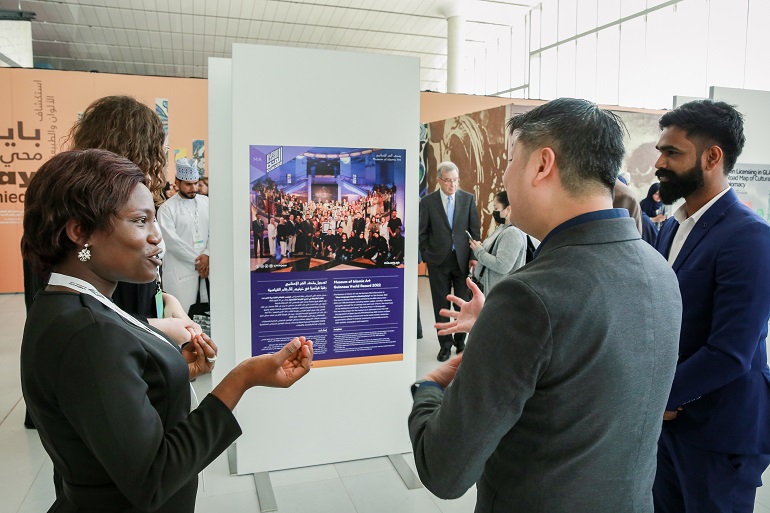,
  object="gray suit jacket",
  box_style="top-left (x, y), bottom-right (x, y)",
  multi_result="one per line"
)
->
top-left (409, 216), bottom-right (682, 513)
top-left (419, 189), bottom-right (480, 269)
